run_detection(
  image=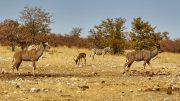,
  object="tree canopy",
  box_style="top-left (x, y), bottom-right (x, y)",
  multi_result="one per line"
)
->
top-left (20, 6), bottom-right (52, 44)
top-left (130, 17), bottom-right (169, 50)
top-left (0, 7), bottom-right (176, 53)
top-left (89, 17), bottom-right (127, 54)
